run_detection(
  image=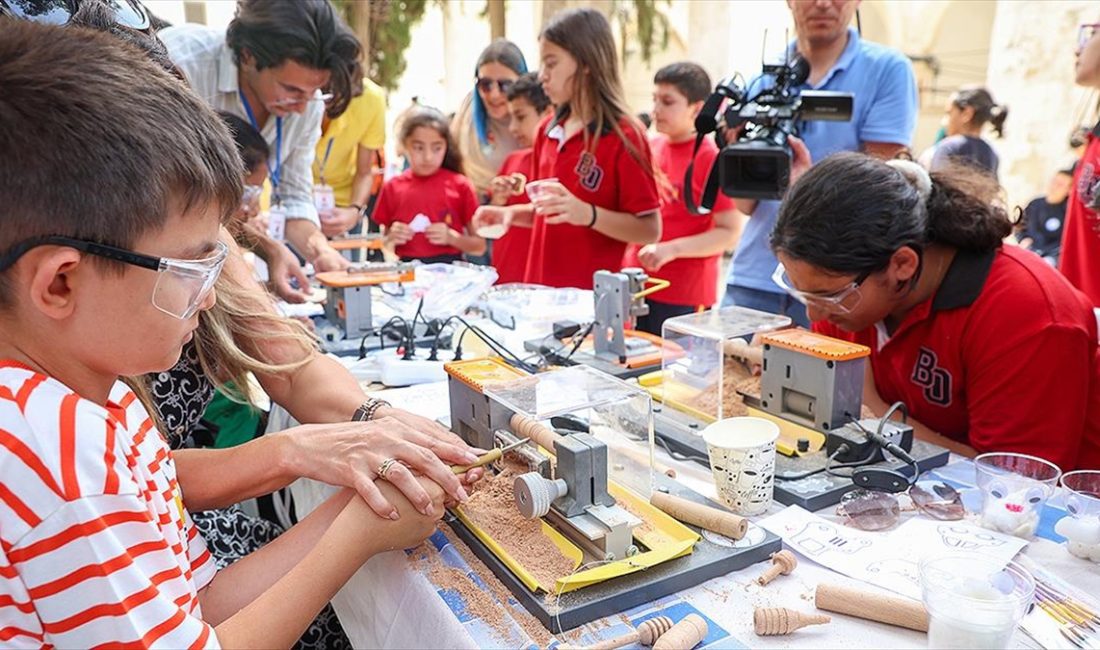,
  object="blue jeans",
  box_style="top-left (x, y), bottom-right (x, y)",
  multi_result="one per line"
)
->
top-left (722, 285), bottom-right (810, 328)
